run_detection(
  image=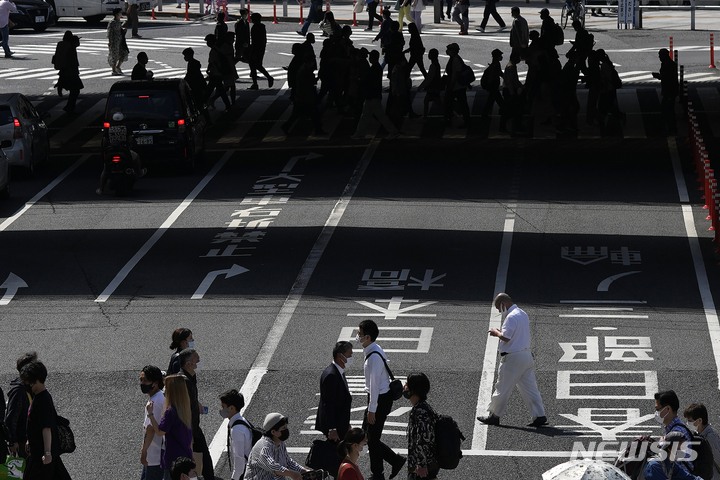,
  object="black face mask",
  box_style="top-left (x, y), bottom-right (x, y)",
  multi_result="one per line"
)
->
top-left (278, 430), bottom-right (290, 442)
top-left (141, 384), bottom-right (153, 394)
top-left (402, 390), bottom-right (412, 399)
